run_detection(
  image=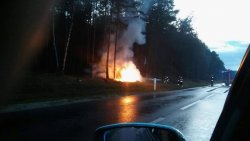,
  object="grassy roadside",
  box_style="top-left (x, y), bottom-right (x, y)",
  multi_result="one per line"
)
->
top-left (4, 73), bottom-right (210, 106)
